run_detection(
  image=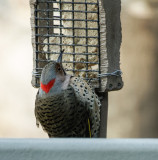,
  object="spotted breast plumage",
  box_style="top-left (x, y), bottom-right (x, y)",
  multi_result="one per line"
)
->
top-left (35, 50), bottom-right (101, 138)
